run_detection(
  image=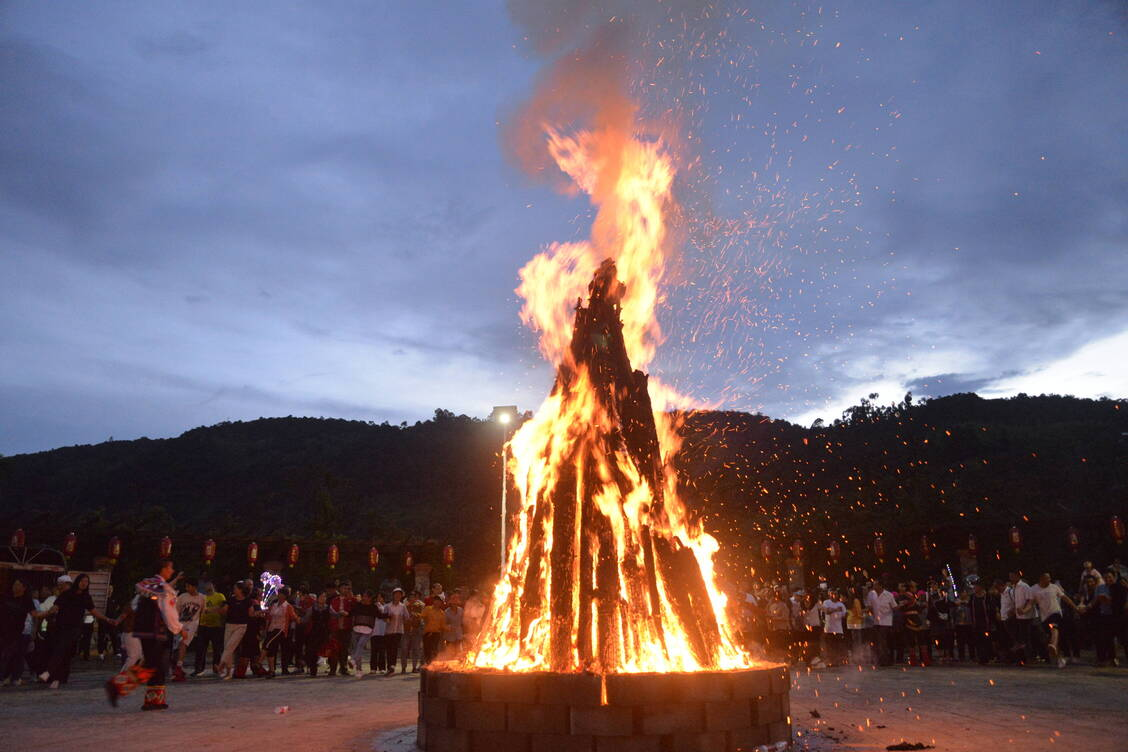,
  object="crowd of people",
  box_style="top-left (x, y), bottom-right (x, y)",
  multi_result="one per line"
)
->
top-left (738, 557), bottom-right (1128, 670)
top-left (0, 561), bottom-right (487, 696)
